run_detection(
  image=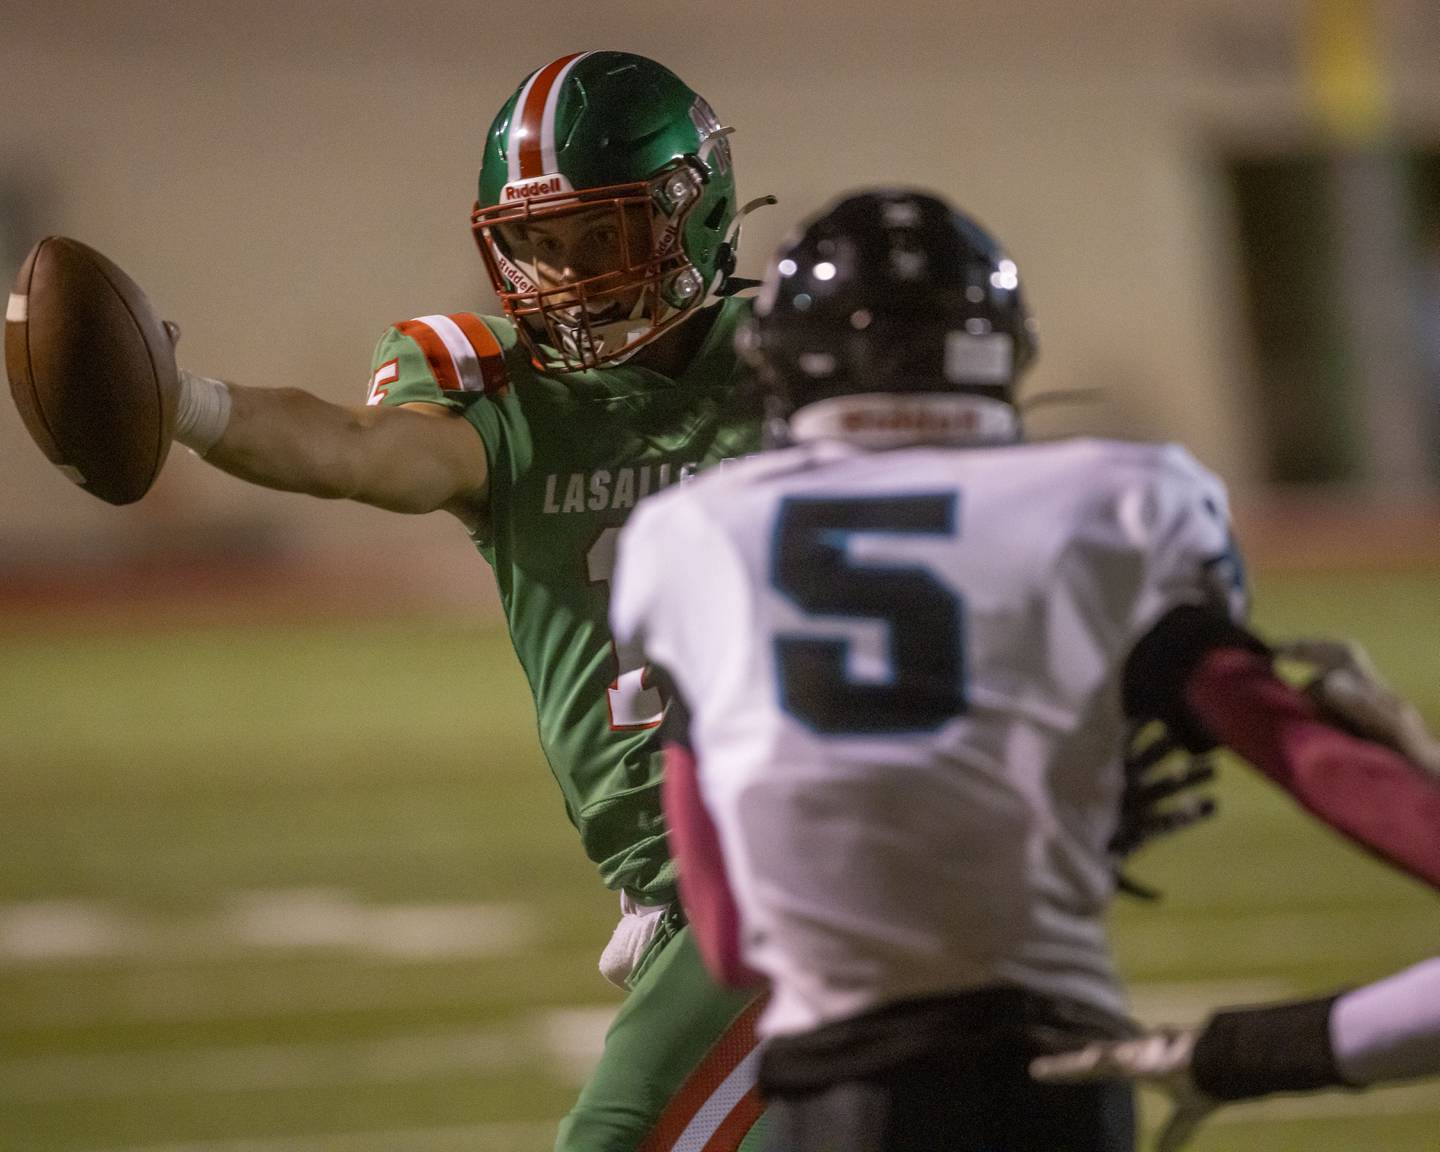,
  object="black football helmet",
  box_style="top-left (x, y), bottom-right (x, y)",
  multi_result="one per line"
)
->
top-left (738, 189), bottom-right (1036, 438)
